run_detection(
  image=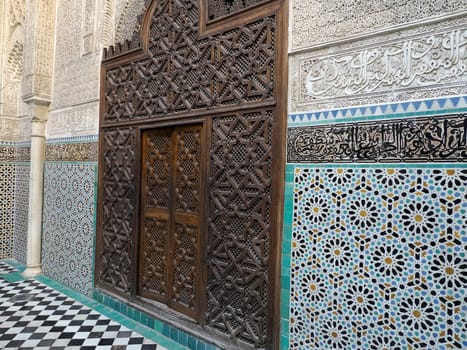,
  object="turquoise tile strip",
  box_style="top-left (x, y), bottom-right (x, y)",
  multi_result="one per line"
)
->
top-left (279, 164), bottom-right (296, 350)
top-left (287, 163), bottom-right (467, 169)
top-left (0, 271), bottom-right (25, 283)
top-left (46, 135), bottom-right (98, 144)
top-left (93, 290), bottom-right (219, 350)
top-left (288, 95), bottom-right (467, 126)
top-left (3, 259), bottom-right (26, 272)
